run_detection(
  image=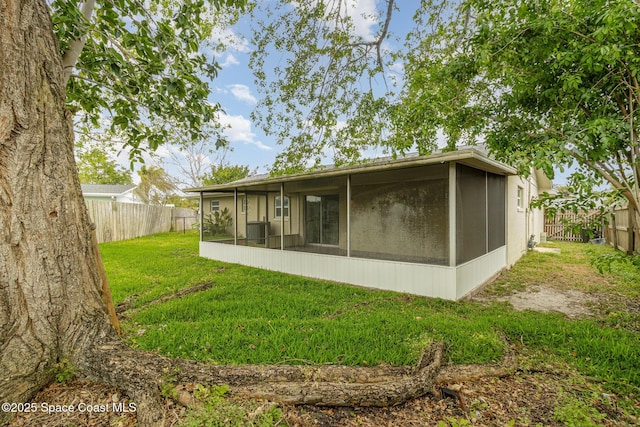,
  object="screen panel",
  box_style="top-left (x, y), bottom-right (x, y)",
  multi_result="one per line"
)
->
top-left (487, 173), bottom-right (506, 251)
top-left (350, 164), bottom-right (449, 265)
top-left (456, 164), bottom-right (487, 264)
